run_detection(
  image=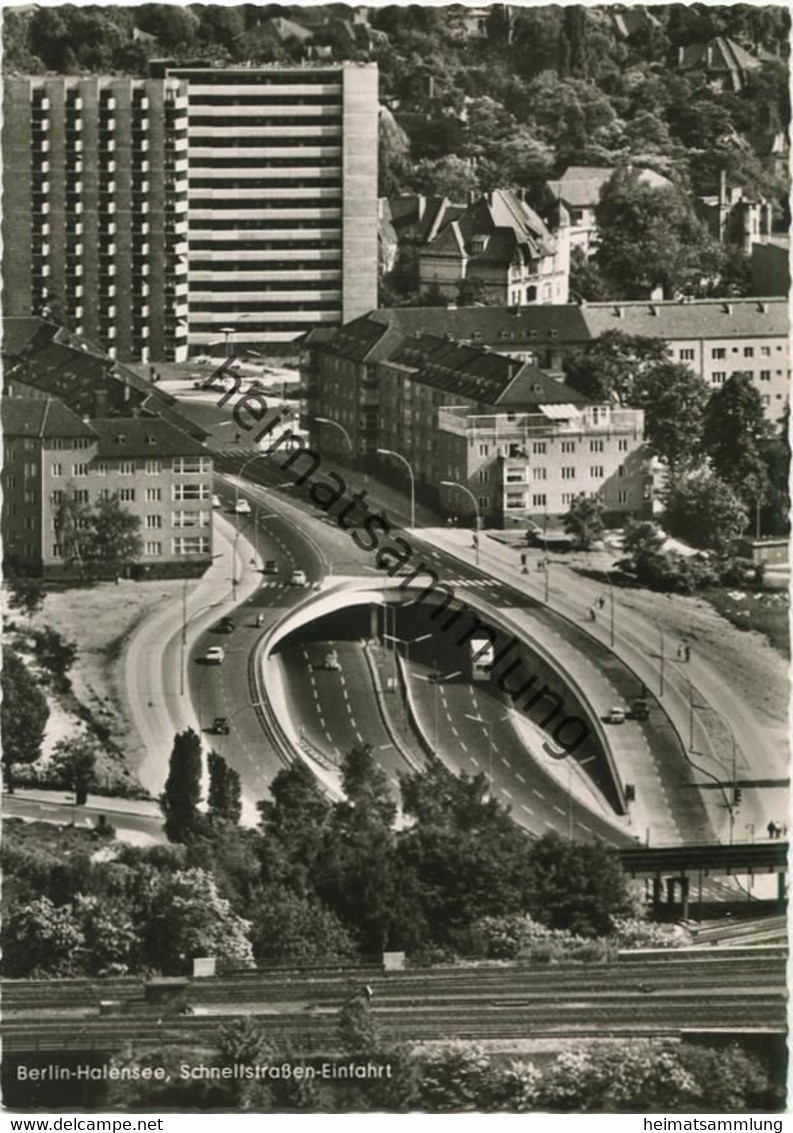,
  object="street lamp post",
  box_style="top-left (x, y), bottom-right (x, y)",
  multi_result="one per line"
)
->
top-left (377, 448), bottom-right (416, 529)
top-left (441, 480), bottom-right (481, 566)
top-left (658, 624), bottom-right (665, 697)
top-left (316, 416), bottom-right (353, 455)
